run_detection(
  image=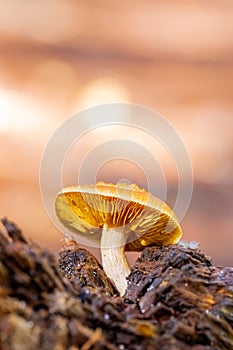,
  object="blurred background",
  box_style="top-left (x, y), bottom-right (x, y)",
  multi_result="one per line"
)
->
top-left (0, 0), bottom-right (232, 266)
